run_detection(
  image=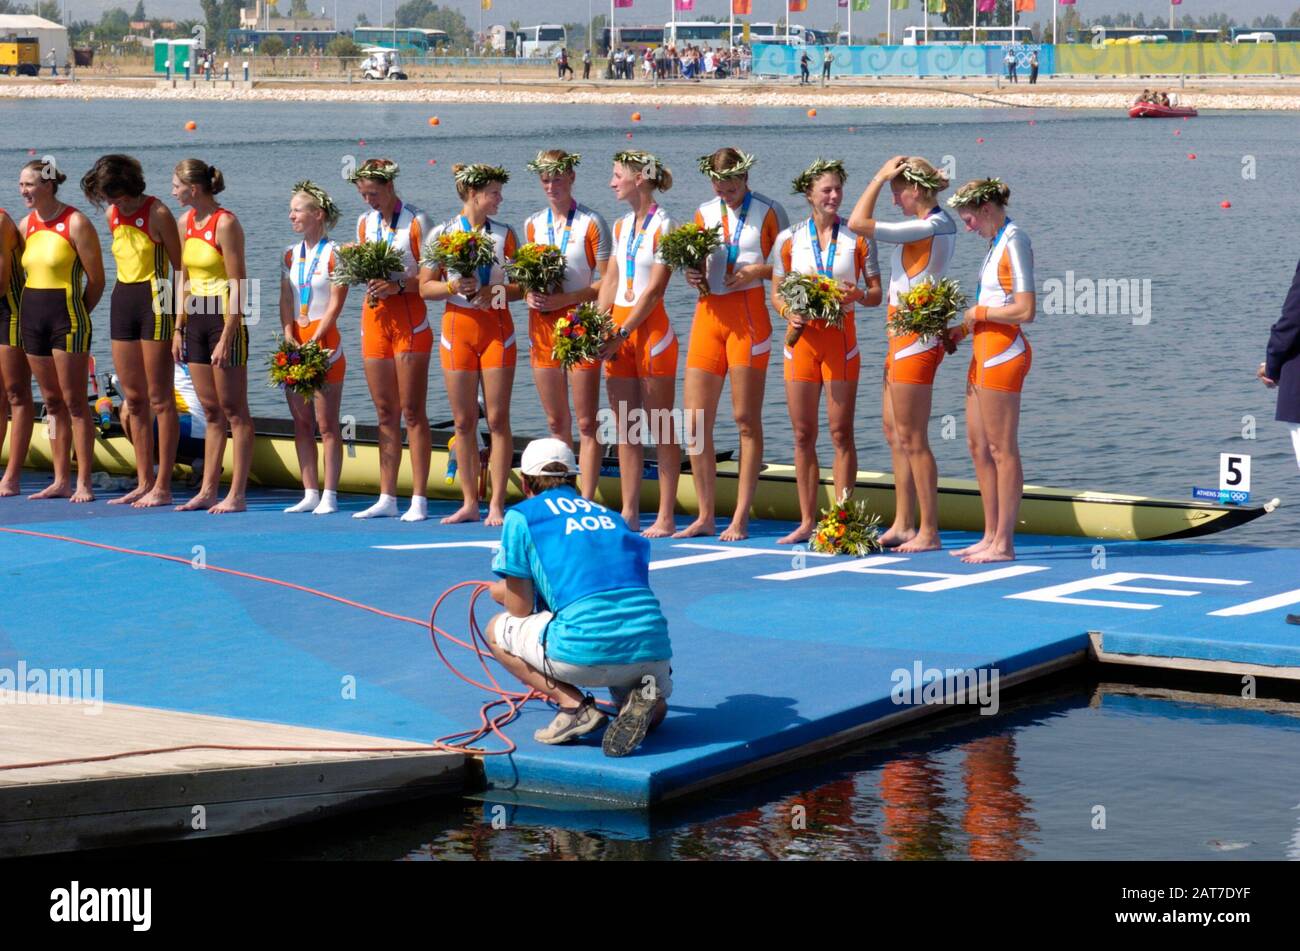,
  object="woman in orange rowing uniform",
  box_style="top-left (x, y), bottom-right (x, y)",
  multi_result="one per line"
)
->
top-left (172, 158), bottom-right (253, 514)
top-left (678, 148), bottom-right (788, 541)
top-left (18, 158), bottom-right (105, 503)
top-left (847, 155), bottom-right (957, 552)
top-left (0, 203), bottom-right (29, 497)
top-left (279, 181), bottom-right (349, 515)
top-left (420, 163), bottom-right (521, 527)
top-left (947, 178), bottom-right (1035, 563)
top-left (597, 150), bottom-right (680, 538)
top-left (81, 154), bottom-right (183, 508)
top-left (770, 158), bottom-right (882, 546)
top-left (350, 158), bottom-right (435, 522)
top-left (521, 150), bottom-right (610, 499)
